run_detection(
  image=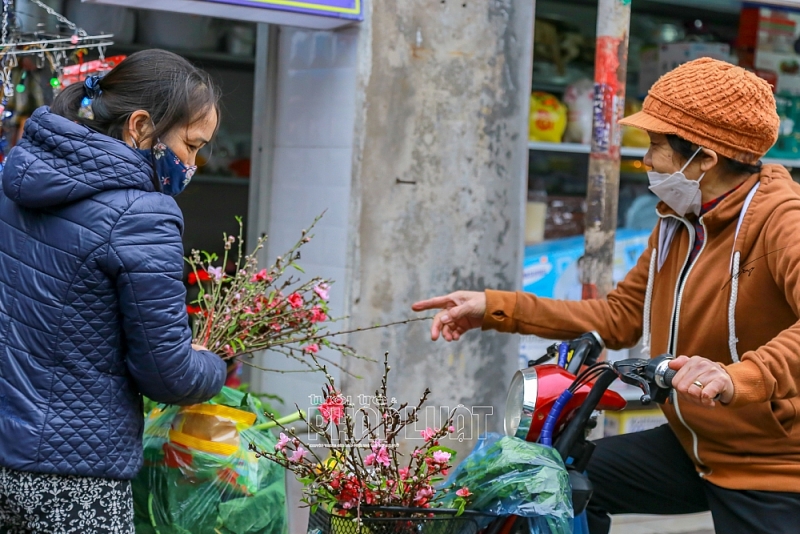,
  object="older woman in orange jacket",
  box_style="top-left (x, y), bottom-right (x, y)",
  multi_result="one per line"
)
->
top-left (414, 58), bottom-right (800, 534)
